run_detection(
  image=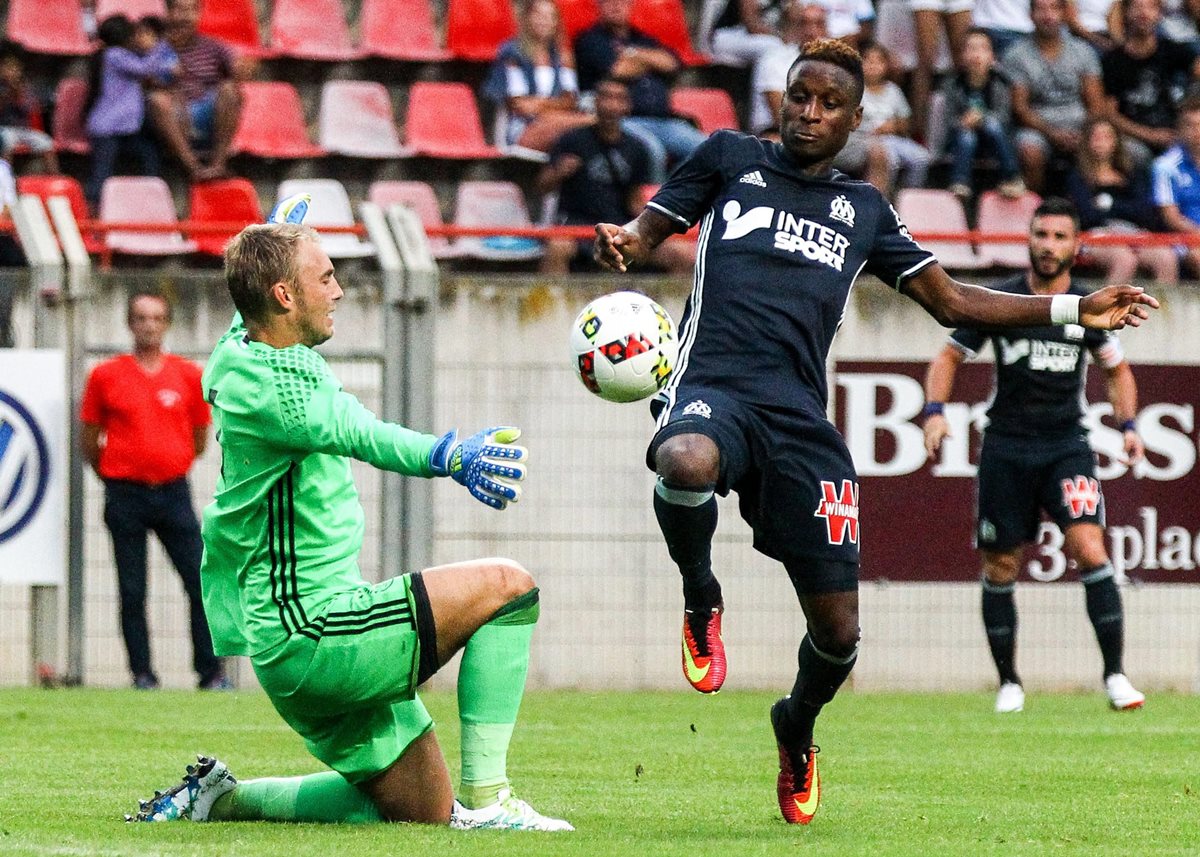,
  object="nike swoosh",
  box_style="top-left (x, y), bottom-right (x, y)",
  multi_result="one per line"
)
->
top-left (794, 765), bottom-right (819, 817)
top-left (682, 638), bottom-right (710, 684)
